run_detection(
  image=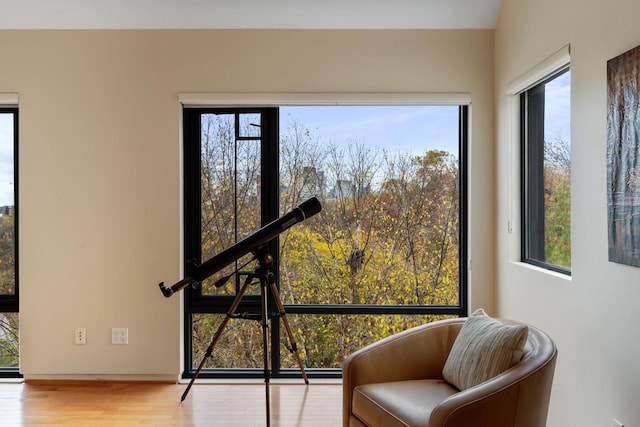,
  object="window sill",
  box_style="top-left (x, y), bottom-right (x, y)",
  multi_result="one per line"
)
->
top-left (511, 261), bottom-right (572, 281)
